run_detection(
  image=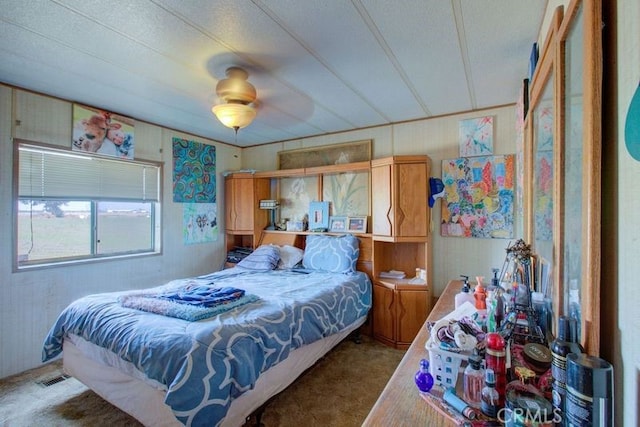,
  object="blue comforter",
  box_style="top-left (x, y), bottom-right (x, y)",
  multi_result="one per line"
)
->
top-left (42, 268), bottom-right (371, 426)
